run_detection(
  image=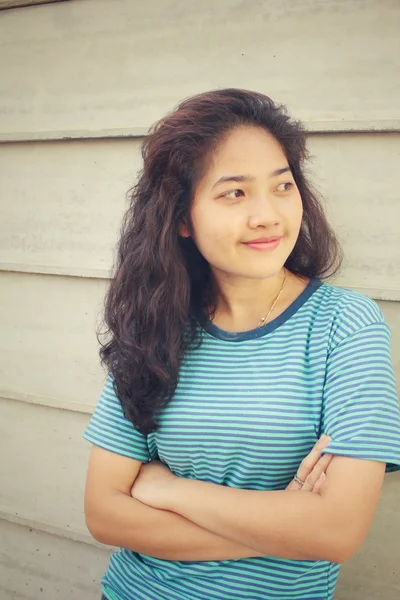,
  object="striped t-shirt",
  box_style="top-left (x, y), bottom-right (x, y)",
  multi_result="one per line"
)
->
top-left (84, 279), bottom-right (400, 600)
